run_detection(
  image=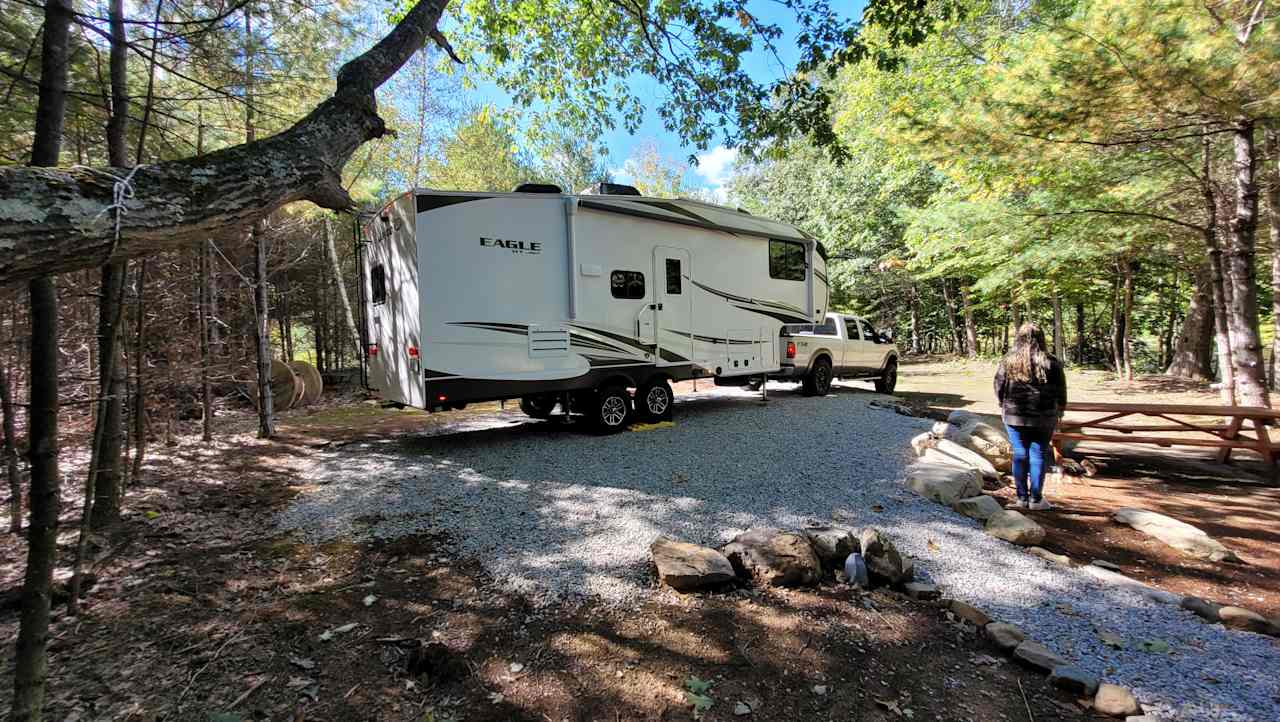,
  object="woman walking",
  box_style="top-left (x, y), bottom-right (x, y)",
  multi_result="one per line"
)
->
top-left (994, 323), bottom-right (1067, 510)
